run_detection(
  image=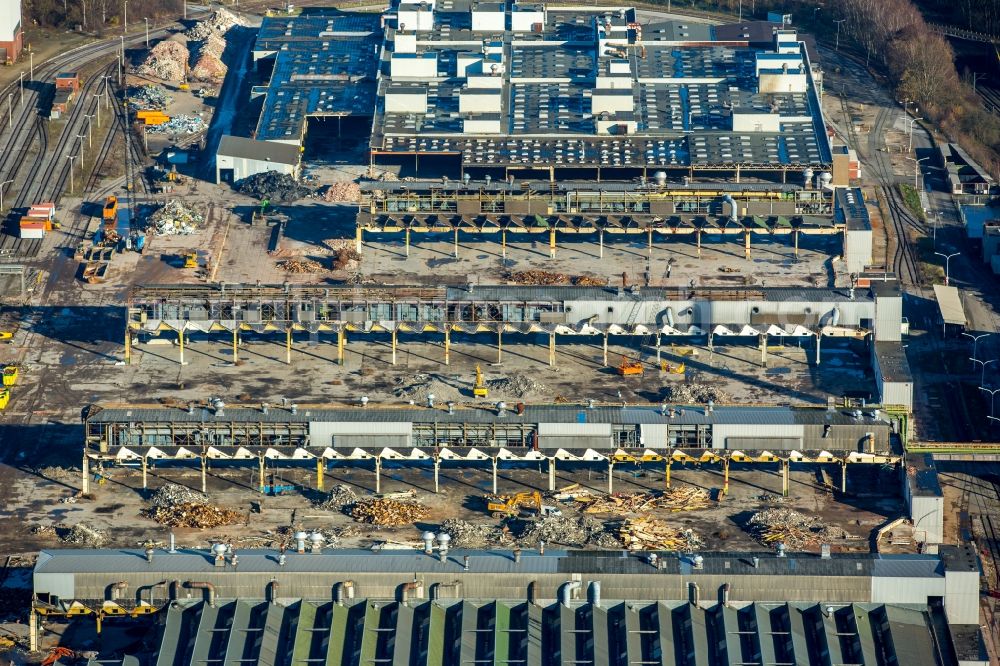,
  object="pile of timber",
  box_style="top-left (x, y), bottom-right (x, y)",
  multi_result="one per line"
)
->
top-left (747, 508), bottom-right (827, 550)
top-left (573, 488), bottom-right (711, 514)
top-left (350, 498), bottom-right (429, 526)
top-left (618, 517), bottom-right (703, 551)
top-left (505, 270), bottom-right (568, 285)
top-left (144, 502), bottom-right (243, 528)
